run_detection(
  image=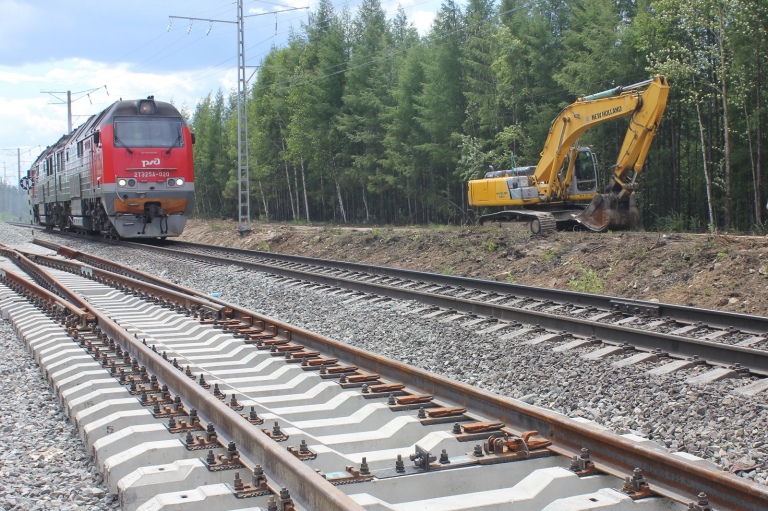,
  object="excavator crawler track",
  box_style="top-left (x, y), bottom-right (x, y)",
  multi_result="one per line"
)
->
top-left (478, 210), bottom-right (558, 236)
top-left (529, 213), bottom-right (557, 235)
